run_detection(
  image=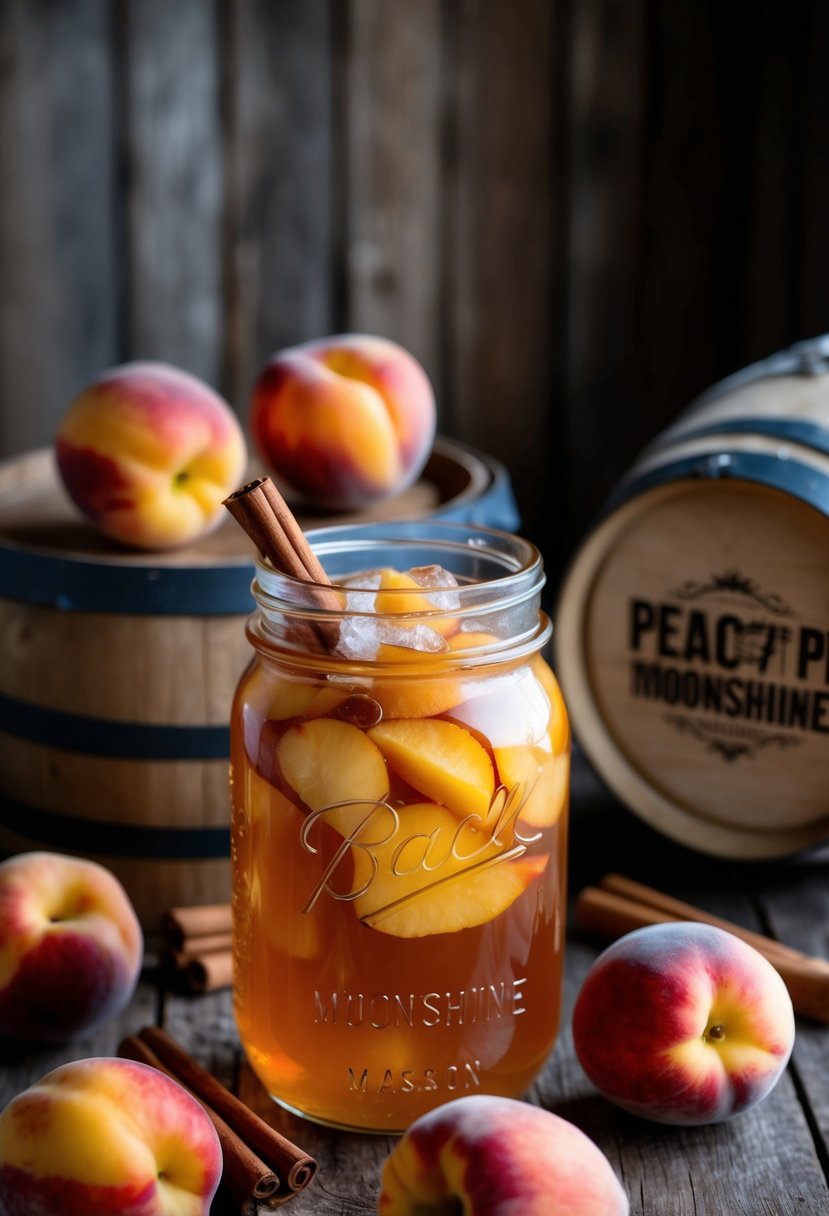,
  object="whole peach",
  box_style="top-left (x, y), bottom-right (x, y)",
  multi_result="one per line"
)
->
top-left (56, 360), bottom-right (247, 550)
top-left (0, 1057), bottom-right (222, 1215)
top-left (0, 852), bottom-right (143, 1043)
top-left (572, 922), bottom-right (795, 1125)
top-left (377, 1095), bottom-right (628, 1215)
top-left (250, 333), bottom-right (436, 509)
